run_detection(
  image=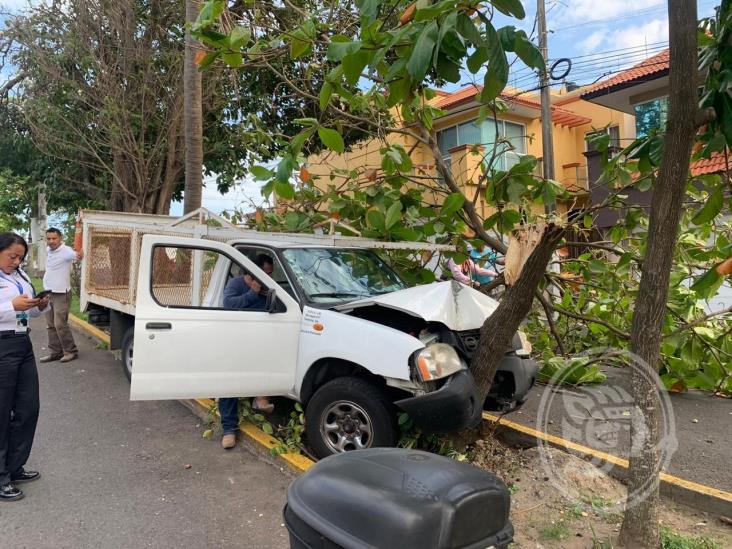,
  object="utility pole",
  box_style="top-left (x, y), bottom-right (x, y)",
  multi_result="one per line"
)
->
top-left (537, 0), bottom-right (555, 213)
